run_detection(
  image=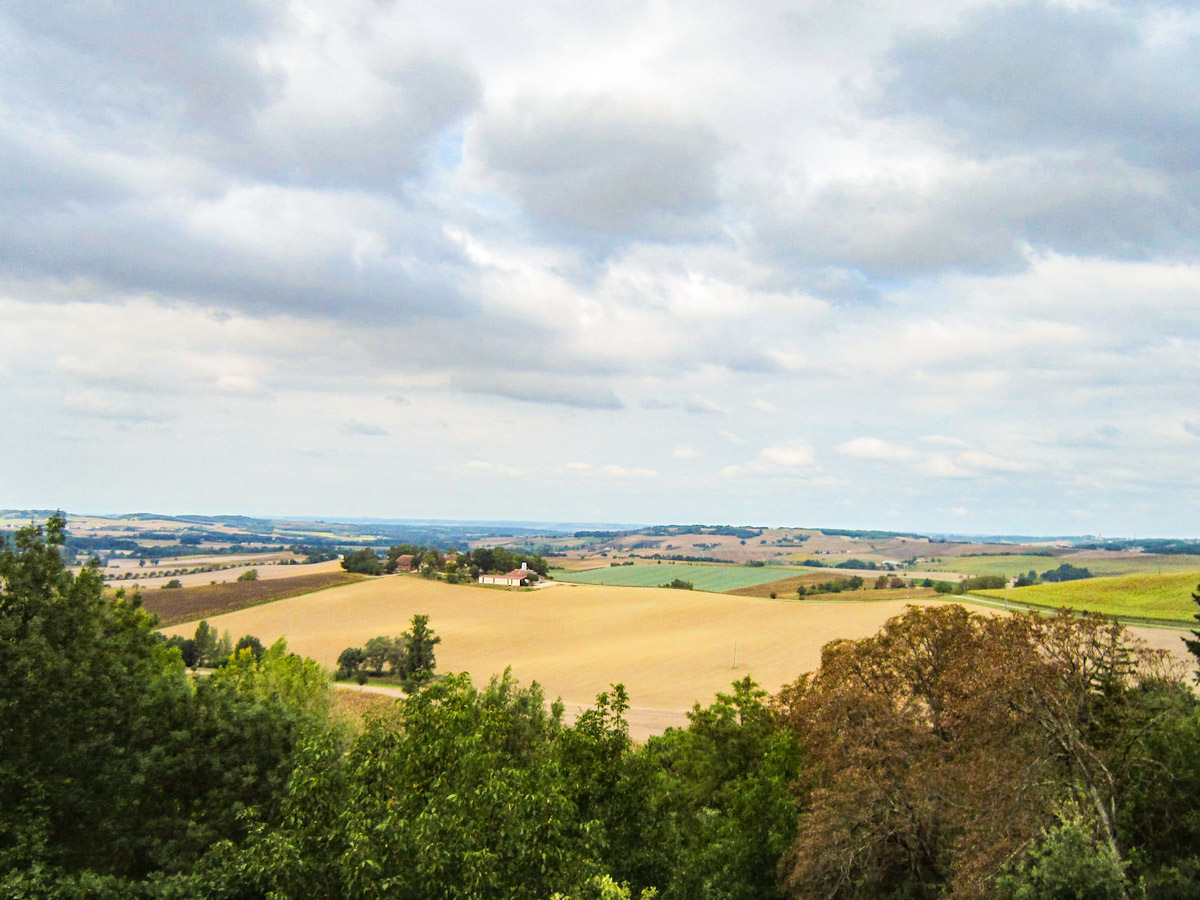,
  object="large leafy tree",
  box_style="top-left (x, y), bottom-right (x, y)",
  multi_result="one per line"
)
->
top-left (776, 605), bottom-right (1190, 900)
top-left (238, 670), bottom-right (597, 900)
top-left (0, 516), bottom-right (331, 892)
top-left (0, 514), bottom-right (191, 876)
